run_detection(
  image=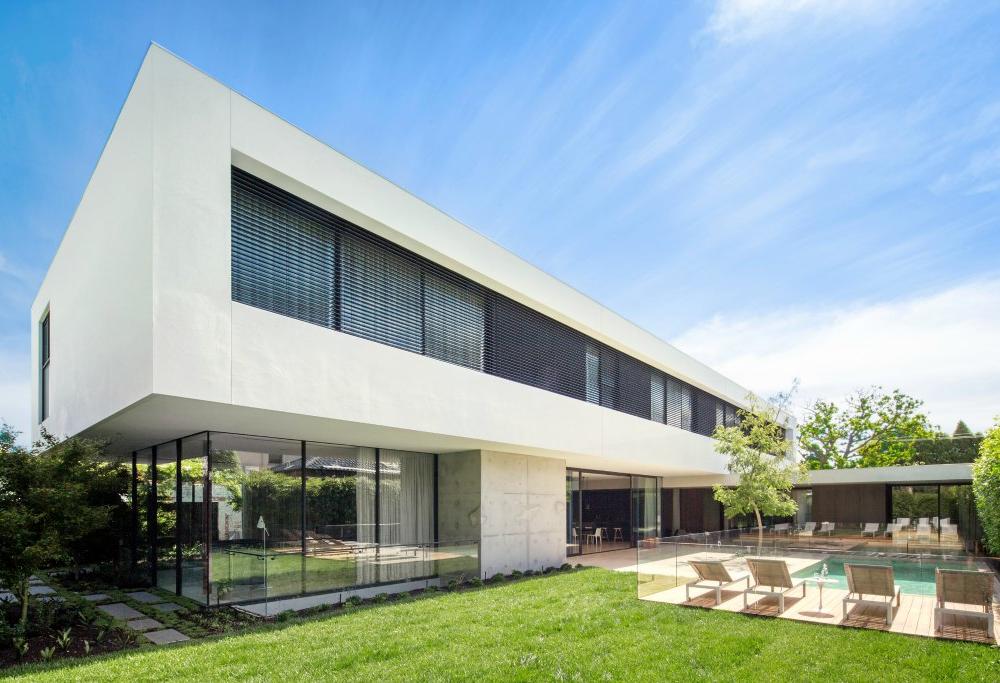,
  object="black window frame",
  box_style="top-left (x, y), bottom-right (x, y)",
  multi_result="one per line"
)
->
top-left (39, 310), bottom-right (50, 422)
